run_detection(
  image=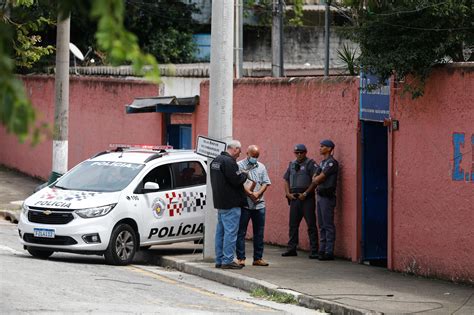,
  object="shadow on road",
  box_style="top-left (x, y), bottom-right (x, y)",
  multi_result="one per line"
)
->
top-left (18, 245), bottom-right (203, 266)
